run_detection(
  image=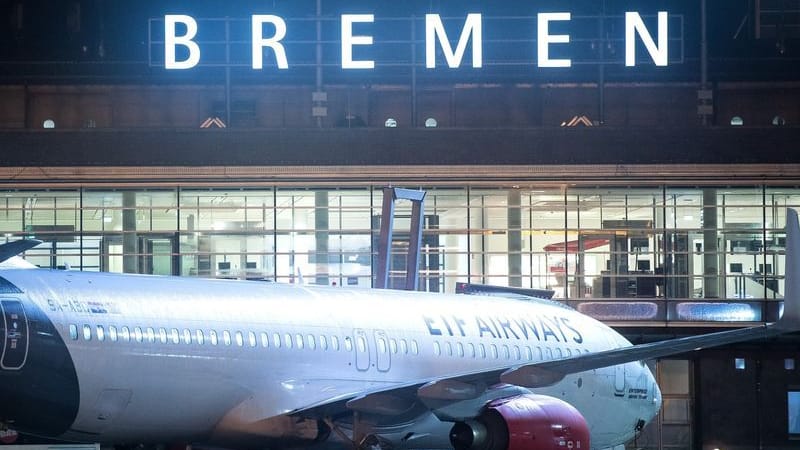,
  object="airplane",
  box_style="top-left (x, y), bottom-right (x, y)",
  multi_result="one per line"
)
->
top-left (1, 209), bottom-right (799, 450)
